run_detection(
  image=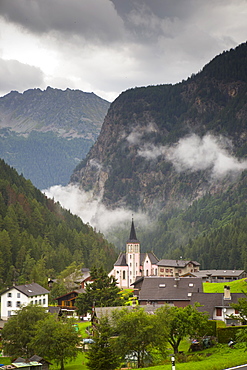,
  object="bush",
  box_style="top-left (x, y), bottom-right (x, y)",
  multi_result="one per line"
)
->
top-left (217, 325), bottom-right (247, 343)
